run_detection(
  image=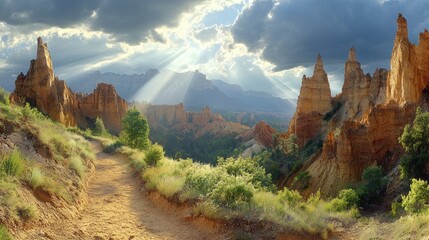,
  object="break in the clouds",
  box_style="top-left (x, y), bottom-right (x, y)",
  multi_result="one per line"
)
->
top-left (0, 0), bottom-right (428, 100)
